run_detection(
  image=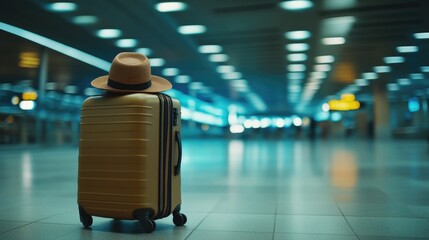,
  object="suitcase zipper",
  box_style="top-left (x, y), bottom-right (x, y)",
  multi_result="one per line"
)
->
top-left (154, 93), bottom-right (173, 219)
